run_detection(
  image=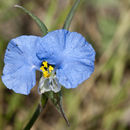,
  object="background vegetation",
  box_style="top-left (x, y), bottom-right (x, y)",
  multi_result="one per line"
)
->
top-left (0, 0), bottom-right (130, 130)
